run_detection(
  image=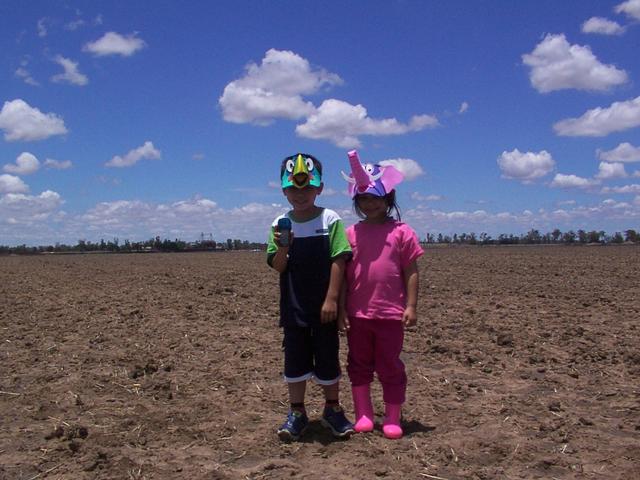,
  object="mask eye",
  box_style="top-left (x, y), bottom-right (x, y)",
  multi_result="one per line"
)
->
top-left (286, 159), bottom-right (295, 172)
top-left (305, 158), bottom-right (314, 171)
top-left (364, 164), bottom-right (375, 175)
